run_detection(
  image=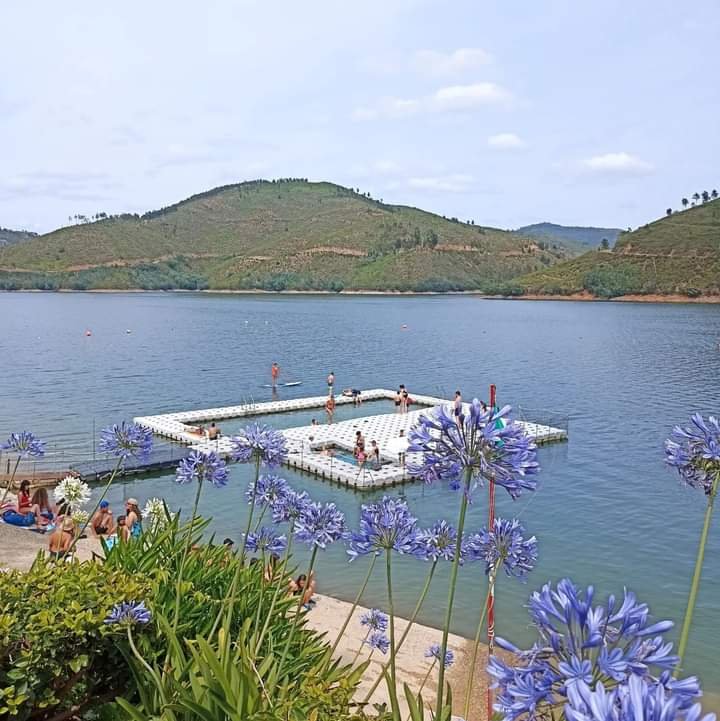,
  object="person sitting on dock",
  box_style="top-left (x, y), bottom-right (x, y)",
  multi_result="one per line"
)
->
top-left (16, 480), bottom-right (32, 515)
top-left (91, 500), bottom-right (115, 536)
top-left (342, 388), bottom-right (363, 406)
top-left (207, 422), bottom-right (221, 440)
top-left (290, 571), bottom-right (317, 607)
top-left (187, 424), bottom-right (206, 437)
top-left (125, 499), bottom-right (142, 539)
